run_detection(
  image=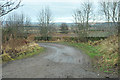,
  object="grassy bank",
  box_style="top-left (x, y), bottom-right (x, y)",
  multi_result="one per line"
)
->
top-left (89, 35), bottom-right (118, 74)
top-left (60, 39), bottom-right (118, 74)
top-left (15, 46), bottom-right (44, 60)
top-left (60, 42), bottom-right (101, 58)
top-left (2, 43), bottom-right (45, 63)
